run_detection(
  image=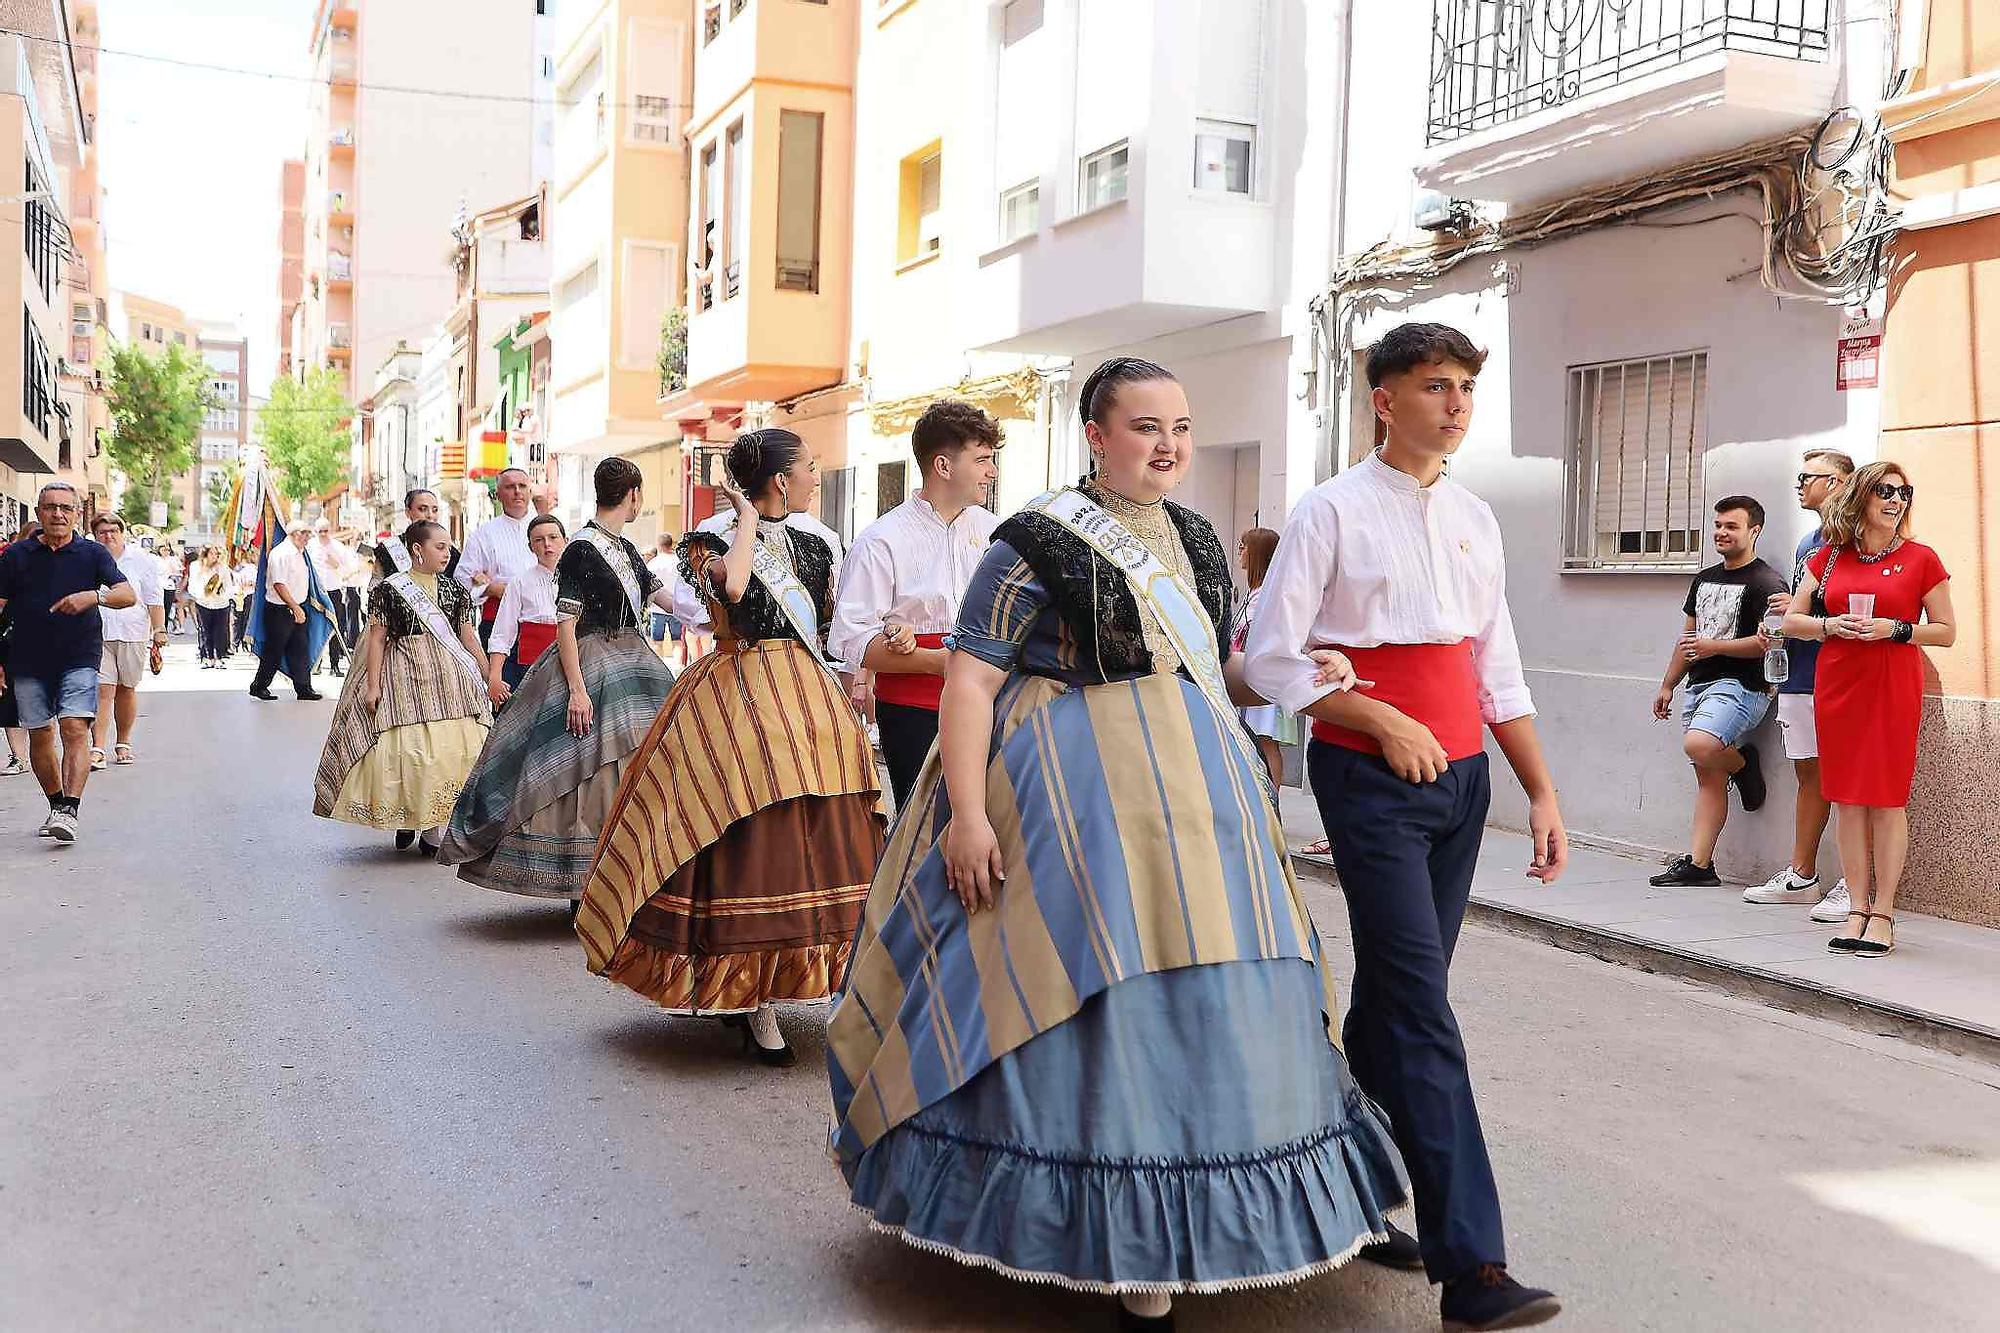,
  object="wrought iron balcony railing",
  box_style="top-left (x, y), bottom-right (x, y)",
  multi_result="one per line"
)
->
top-left (1427, 0), bottom-right (1832, 147)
